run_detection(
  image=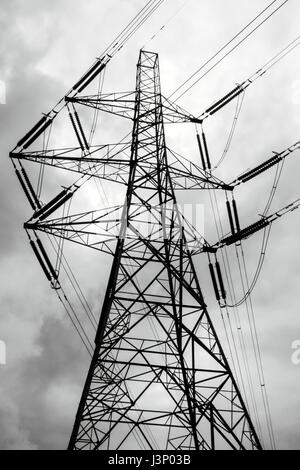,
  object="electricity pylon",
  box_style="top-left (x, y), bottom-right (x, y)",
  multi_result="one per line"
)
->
top-left (11, 41), bottom-right (300, 449)
top-left (65, 50), bottom-right (261, 450)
